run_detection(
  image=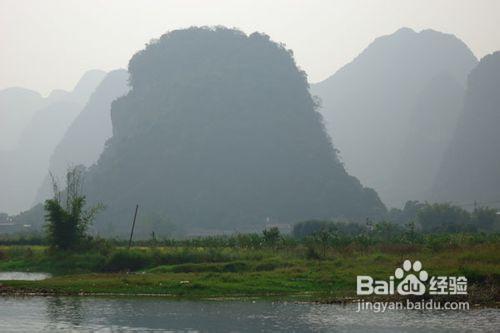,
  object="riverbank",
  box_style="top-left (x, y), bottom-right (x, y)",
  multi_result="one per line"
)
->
top-left (0, 241), bottom-right (498, 305)
top-left (1, 274), bottom-right (497, 307)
